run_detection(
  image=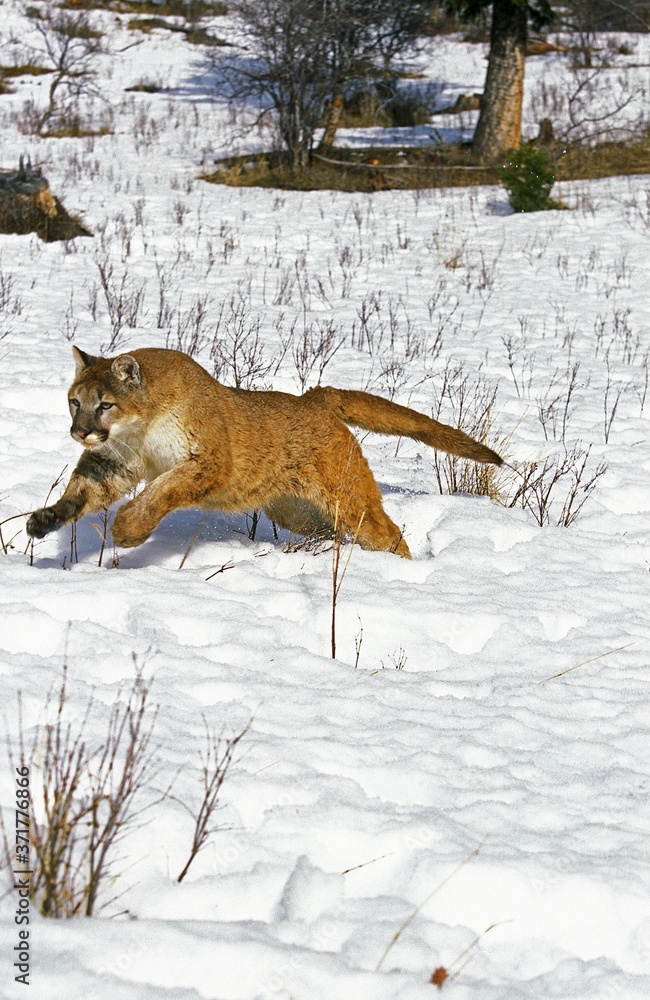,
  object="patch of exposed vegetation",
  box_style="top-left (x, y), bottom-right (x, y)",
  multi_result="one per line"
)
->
top-left (557, 135), bottom-right (650, 180)
top-left (0, 63), bottom-right (52, 94)
top-left (119, 0), bottom-right (227, 13)
top-left (333, 86), bottom-right (436, 129)
top-left (127, 15), bottom-right (228, 44)
top-left (203, 147), bottom-right (497, 193)
top-left (124, 78), bottom-right (165, 93)
top-left (127, 16), bottom-right (184, 33)
top-left (0, 63), bottom-right (52, 78)
top-left (40, 119), bottom-right (113, 139)
top-left (203, 134), bottom-right (650, 194)
top-left (61, 1), bottom-right (227, 13)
